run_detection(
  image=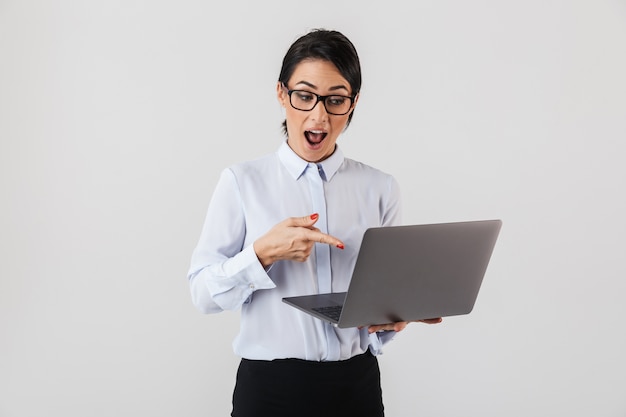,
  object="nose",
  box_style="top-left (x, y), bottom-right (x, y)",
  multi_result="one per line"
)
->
top-left (310, 98), bottom-right (329, 122)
